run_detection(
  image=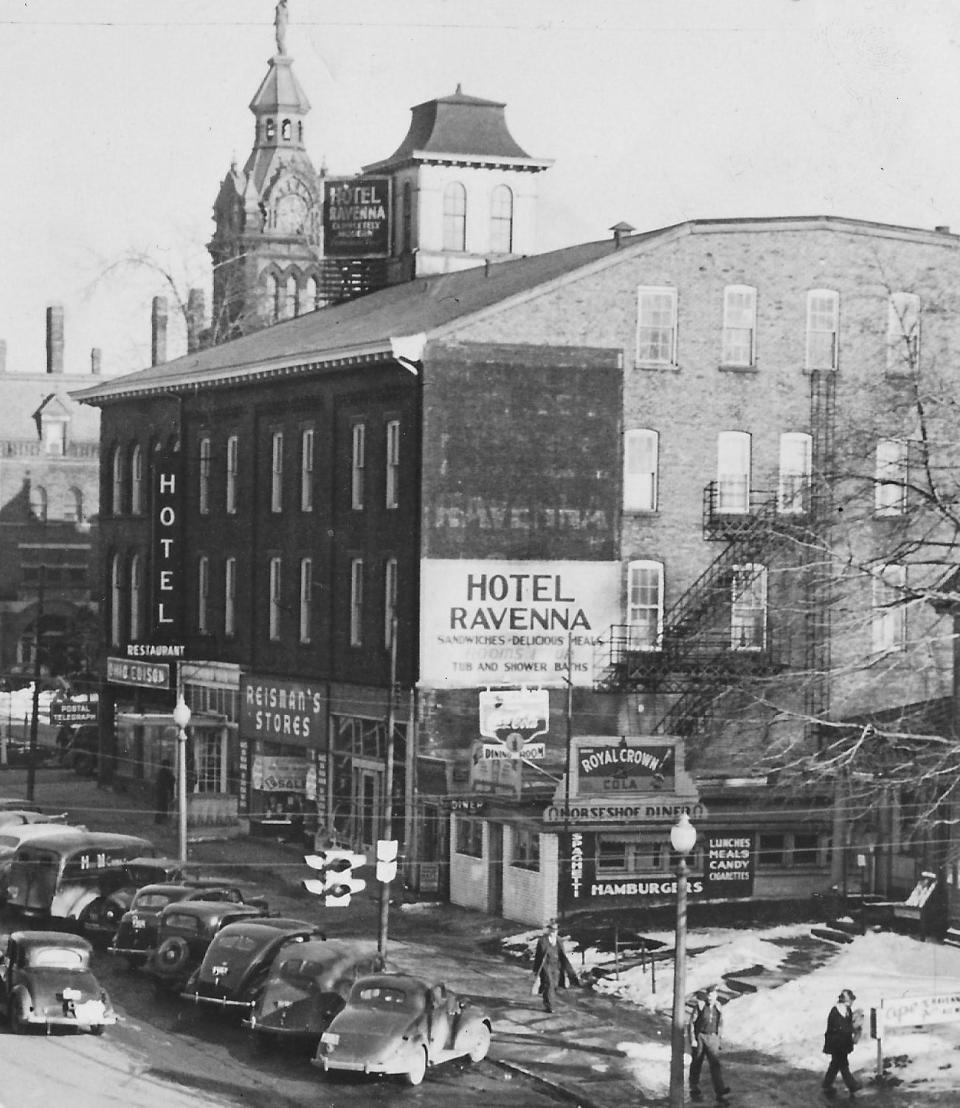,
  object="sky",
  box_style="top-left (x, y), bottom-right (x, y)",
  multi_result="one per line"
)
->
top-left (507, 922), bottom-right (960, 1097)
top-left (2, 0), bottom-right (960, 378)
